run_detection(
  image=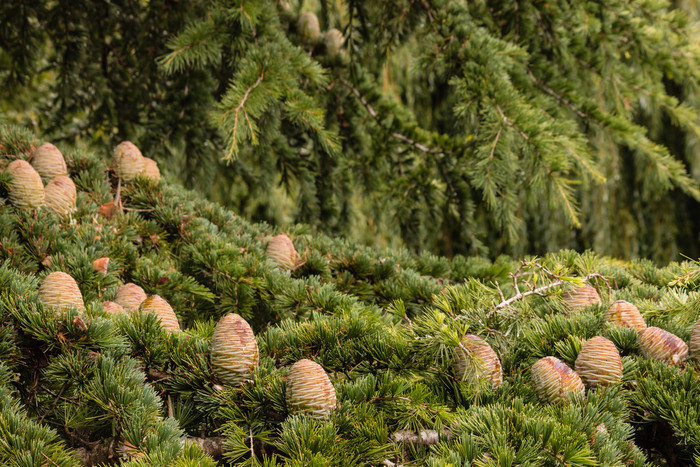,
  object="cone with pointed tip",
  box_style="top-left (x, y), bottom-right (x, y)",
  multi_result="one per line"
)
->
top-left (210, 313), bottom-right (259, 386)
top-left (114, 283), bottom-right (147, 312)
top-left (562, 285), bottom-right (601, 312)
top-left (102, 301), bottom-right (125, 315)
top-left (452, 334), bottom-right (502, 388)
top-left (286, 359), bottom-right (337, 419)
top-left (575, 337), bottom-right (623, 388)
top-left (44, 175), bottom-right (77, 218)
top-left (266, 234), bottom-right (300, 270)
top-left (141, 295), bottom-right (180, 332)
top-left (112, 142), bottom-right (145, 182)
top-left (38, 272), bottom-right (85, 314)
top-left (325, 28), bottom-right (344, 56)
top-left (689, 318), bottom-right (700, 362)
top-left (605, 300), bottom-right (646, 331)
top-left (298, 12), bottom-right (320, 43)
top-left (531, 356), bottom-right (585, 404)
top-left (638, 326), bottom-right (688, 366)
top-left (141, 157), bottom-right (161, 182)
top-left (6, 160), bottom-right (45, 209)
top-left (31, 142), bottom-right (67, 180)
